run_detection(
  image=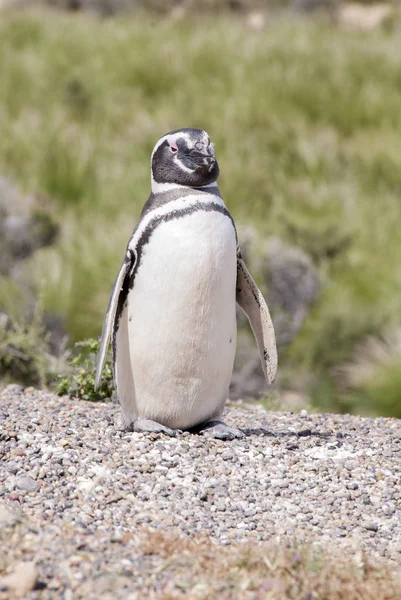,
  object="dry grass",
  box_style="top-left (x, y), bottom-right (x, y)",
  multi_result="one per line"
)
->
top-left (1, 502), bottom-right (400, 600)
top-left (139, 530), bottom-right (401, 600)
top-left (339, 329), bottom-right (401, 387)
top-left (336, 328), bottom-right (401, 417)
